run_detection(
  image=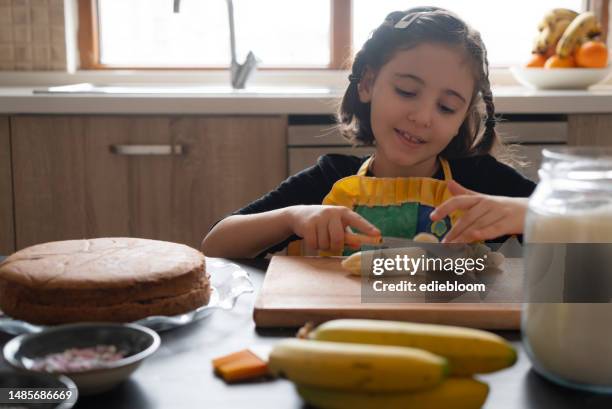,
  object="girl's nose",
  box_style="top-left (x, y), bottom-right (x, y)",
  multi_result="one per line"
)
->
top-left (407, 103), bottom-right (434, 128)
